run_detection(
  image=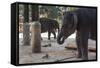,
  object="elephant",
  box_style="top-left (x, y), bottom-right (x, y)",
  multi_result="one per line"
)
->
top-left (57, 8), bottom-right (97, 60)
top-left (39, 18), bottom-right (59, 40)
